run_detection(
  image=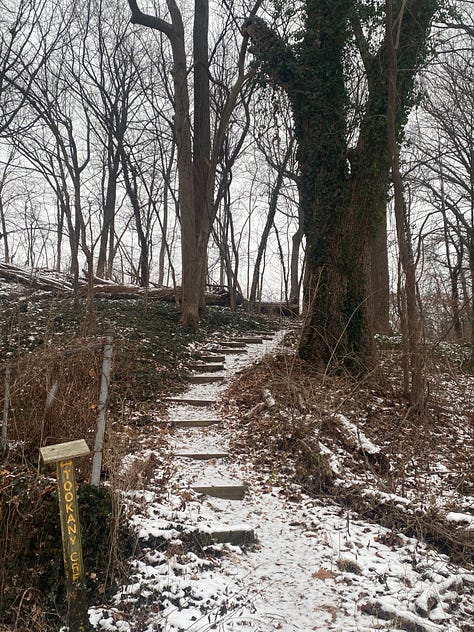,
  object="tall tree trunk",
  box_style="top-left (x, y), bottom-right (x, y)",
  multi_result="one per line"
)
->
top-left (250, 142), bottom-right (293, 303)
top-left (386, 0), bottom-right (426, 410)
top-left (193, 0), bottom-right (211, 316)
top-left (289, 202), bottom-right (304, 307)
top-left (97, 143), bottom-right (120, 278)
top-left (0, 197), bottom-right (10, 263)
top-left (120, 152), bottom-right (150, 287)
top-left (370, 215), bottom-right (391, 335)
